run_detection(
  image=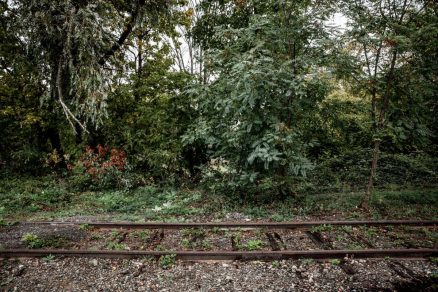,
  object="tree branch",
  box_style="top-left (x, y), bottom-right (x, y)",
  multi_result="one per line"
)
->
top-left (57, 6), bottom-right (89, 134)
top-left (57, 58), bottom-right (89, 134)
top-left (98, 0), bottom-right (146, 66)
